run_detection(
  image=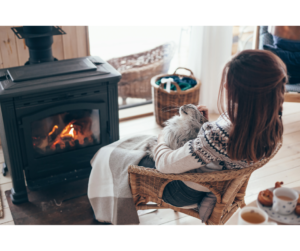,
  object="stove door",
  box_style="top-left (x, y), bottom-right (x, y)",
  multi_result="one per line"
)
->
top-left (20, 102), bottom-right (108, 180)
